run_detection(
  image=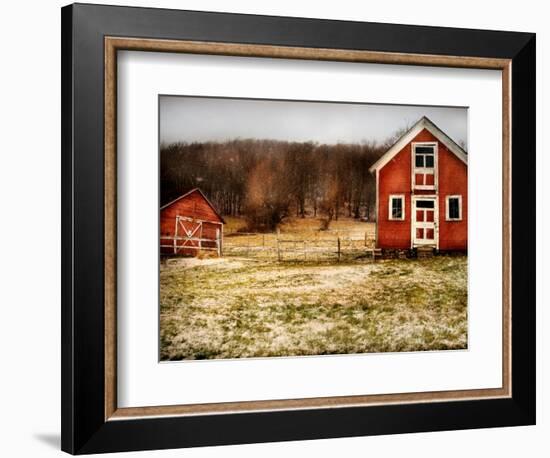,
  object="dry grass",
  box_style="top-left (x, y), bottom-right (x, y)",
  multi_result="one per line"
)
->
top-left (160, 254), bottom-right (468, 361)
top-left (225, 215), bottom-right (375, 236)
top-left (223, 217), bottom-right (376, 261)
